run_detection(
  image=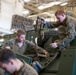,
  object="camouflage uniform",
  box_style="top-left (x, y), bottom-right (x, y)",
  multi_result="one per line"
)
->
top-left (4, 60), bottom-right (38, 75)
top-left (0, 68), bottom-right (5, 75)
top-left (55, 16), bottom-right (76, 49)
top-left (43, 16), bottom-right (76, 49)
top-left (5, 39), bottom-right (46, 54)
